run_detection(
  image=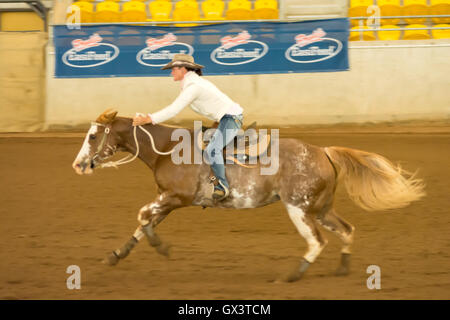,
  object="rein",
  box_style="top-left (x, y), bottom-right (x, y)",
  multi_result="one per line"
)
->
top-left (91, 122), bottom-right (177, 169)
